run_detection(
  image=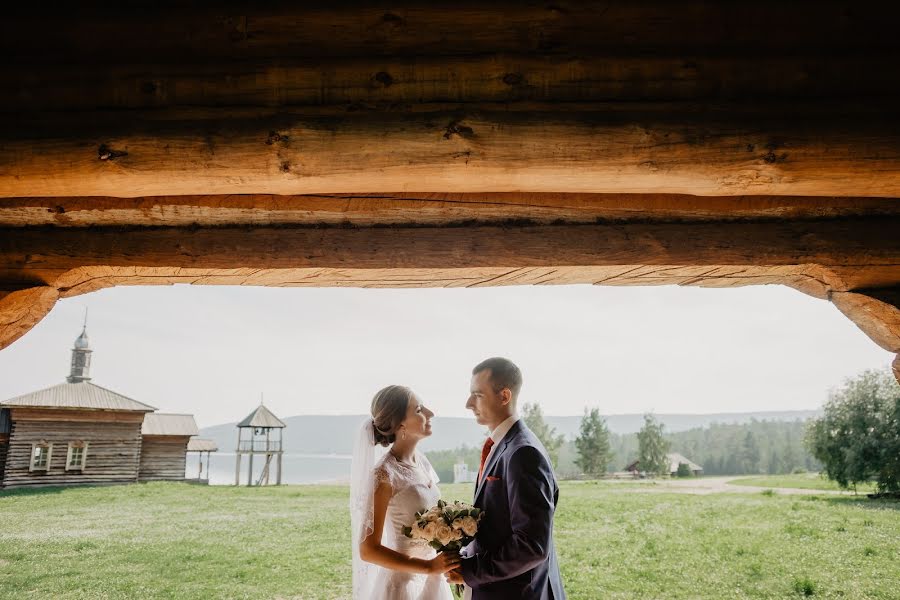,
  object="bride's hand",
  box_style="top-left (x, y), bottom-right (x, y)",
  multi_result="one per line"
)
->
top-left (427, 551), bottom-right (461, 574)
